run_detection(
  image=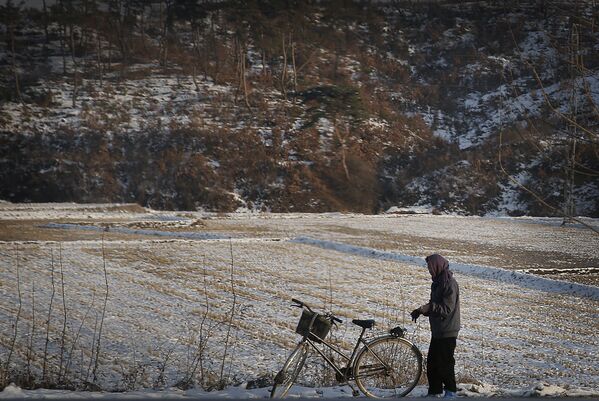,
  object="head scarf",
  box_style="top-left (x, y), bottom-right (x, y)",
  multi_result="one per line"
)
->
top-left (425, 254), bottom-right (452, 285)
